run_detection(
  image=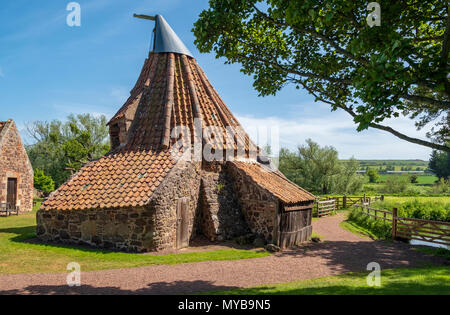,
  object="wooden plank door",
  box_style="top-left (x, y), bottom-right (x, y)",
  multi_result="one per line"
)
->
top-left (7, 178), bottom-right (17, 208)
top-left (176, 198), bottom-right (189, 249)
